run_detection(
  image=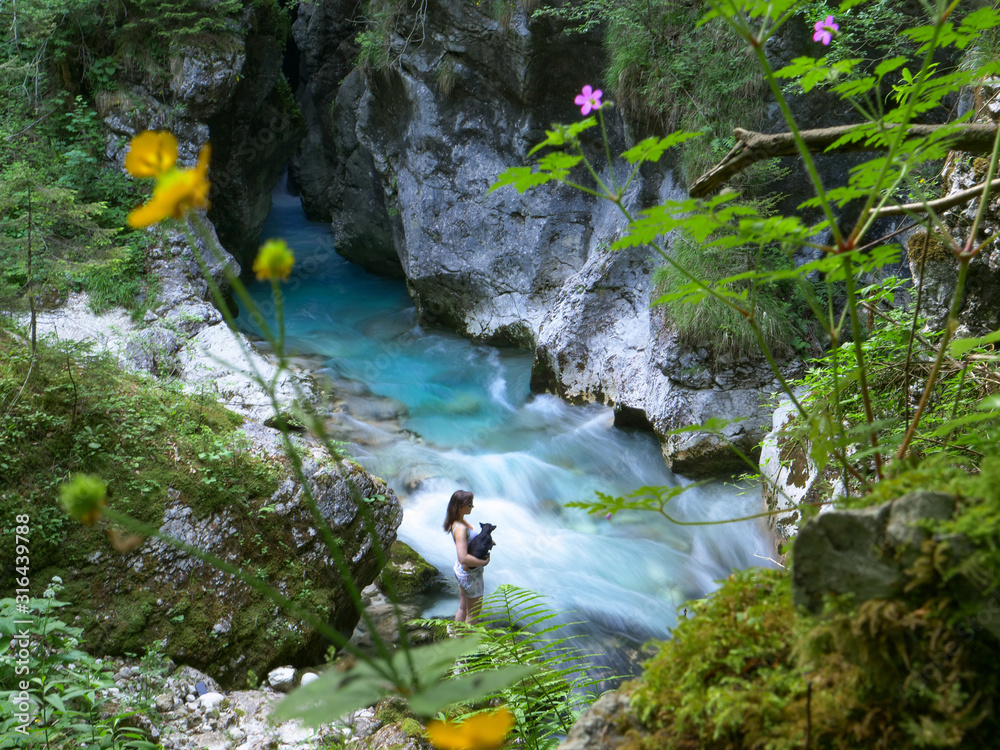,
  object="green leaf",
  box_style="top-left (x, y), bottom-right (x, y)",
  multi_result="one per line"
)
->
top-left (537, 152), bottom-right (582, 180)
top-left (950, 329), bottom-right (1000, 358)
top-left (271, 661), bottom-right (392, 727)
top-left (407, 665), bottom-right (538, 716)
top-left (929, 413), bottom-right (997, 437)
top-left (528, 118), bottom-right (597, 155)
top-left (874, 56), bottom-right (908, 79)
top-left (831, 76), bottom-right (876, 99)
top-left (665, 416), bottom-right (747, 436)
top-left (621, 132), bottom-right (703, 164)
top-left (392, 634), bottom-right (486, 686)
top-left (488, 167), bottom-right (554, 195)
top-left (45, 692), bottom-right (66, 713)
top-left (566, 482), bottom-right (707, 517)
top-left (774, 56), bottom-right (822, 80)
